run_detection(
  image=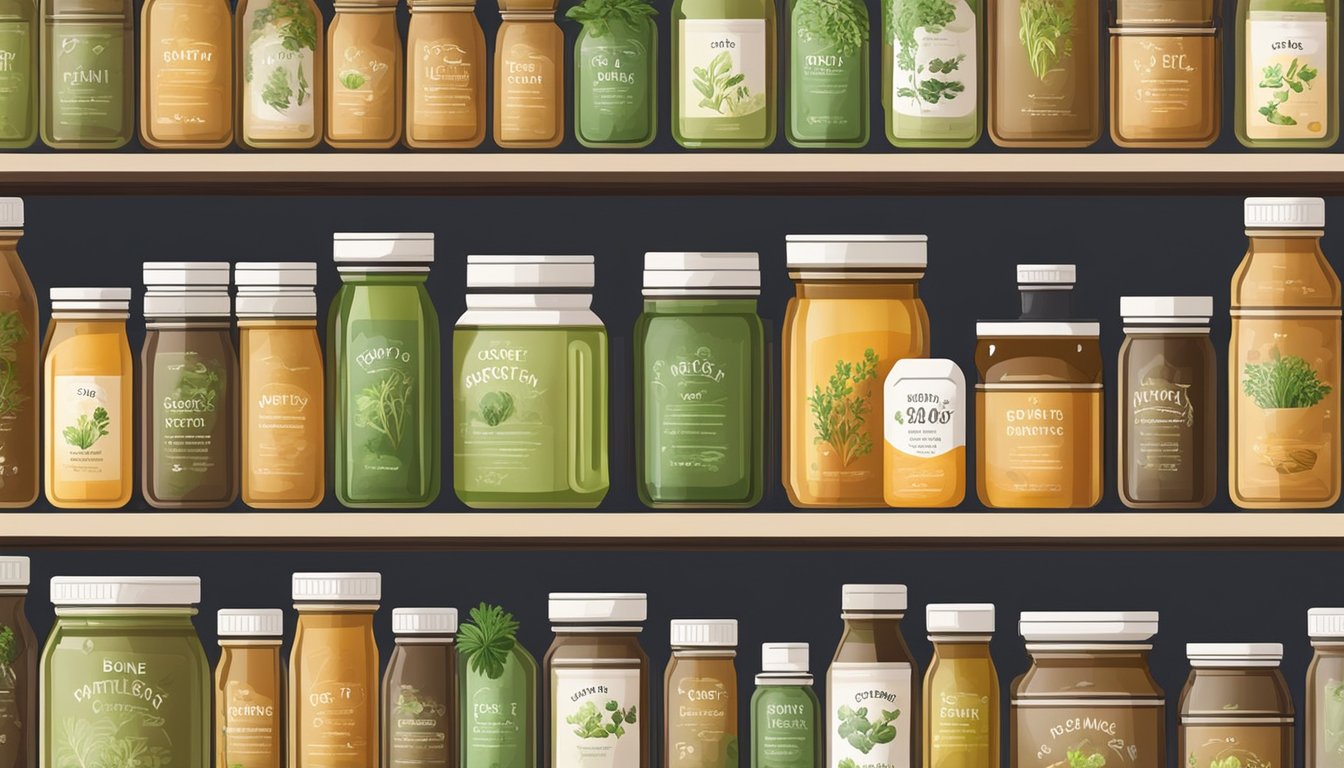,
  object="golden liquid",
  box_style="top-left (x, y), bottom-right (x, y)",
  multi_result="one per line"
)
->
top-left (492, 16), bottom-right (563, 148)
top-left (923, 640), bottom-right (999, 768)
top-left (0, 232), bottom-right (39, 507)
top-left (240, 319), bottom-right (325, 508)
top-left (290, 609), bottom-right (380, 768)
top-left (140, 0), bottom-right (234, 147)
top-left (886, 445), bottom-right (965, 507)
top-left (326, 5), bottom-right (403, 147)
top-left (217, 641), bottom-right (285, 768)
top-left (664, 653), bottom-right (738, 768)
top-left (405, 7), bottom-right (486, 147)
top-left (1109, 31), bottom-right (1219, 148)
top-left (976, 388), bottom-right (1103, 508)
